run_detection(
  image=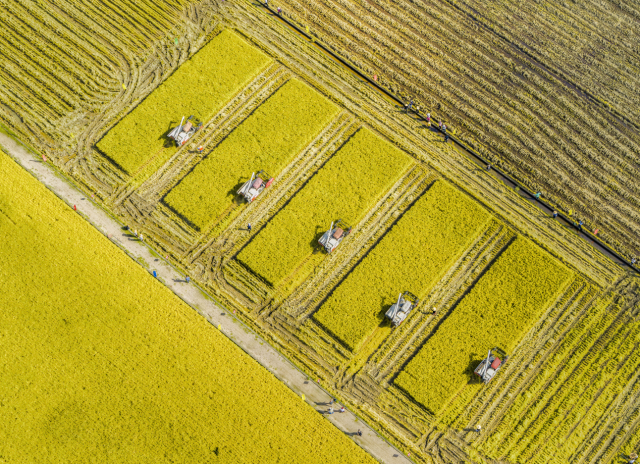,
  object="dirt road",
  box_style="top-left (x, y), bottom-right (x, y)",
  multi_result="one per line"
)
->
top-left (0, 132), bottom-right (413, 464)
